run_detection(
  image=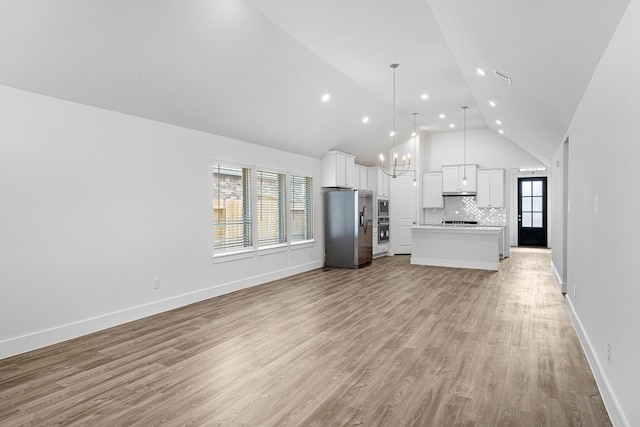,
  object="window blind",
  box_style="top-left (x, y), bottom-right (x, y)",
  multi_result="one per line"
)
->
top-left (213, 164), bottom-right (252, 253)
top-left (290, 175), bottom-right (313, 241)
top-left (257, 170), bottom-right (286, 247)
